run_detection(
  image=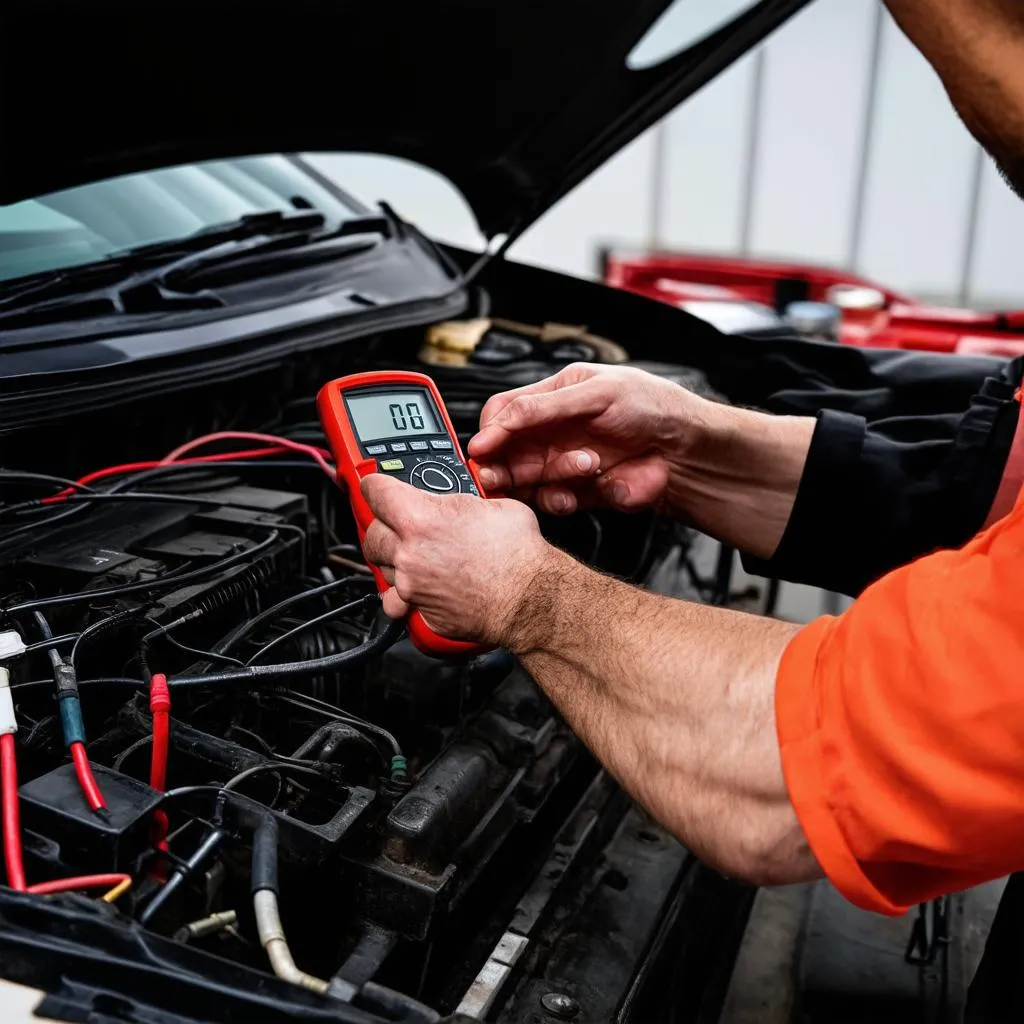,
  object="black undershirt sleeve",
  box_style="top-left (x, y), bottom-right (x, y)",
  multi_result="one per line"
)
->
top-left (737, 350), bottom-right (1024, 596)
